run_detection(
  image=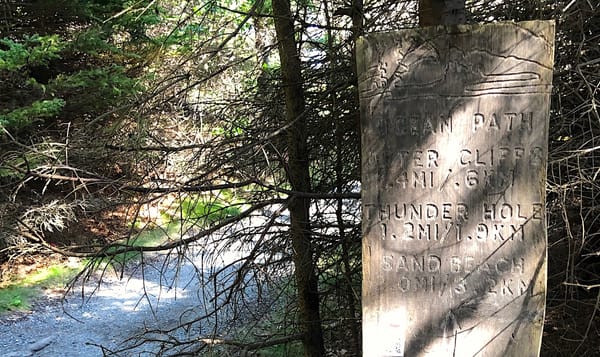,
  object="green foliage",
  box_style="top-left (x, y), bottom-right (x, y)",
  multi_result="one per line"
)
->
top-left (0, 31), bottom-right (142, 132)
top-left (0, 285), bottom-right (34, 311)
top-left (0, 1), bottom-right (154, 134)
top-left (0, 40), bottom-right (28, 70)
top-left (0, 99), bottom-right (65, 130)
top-left (25, 35), bottom-right (65, 67)
top-left (158, 23), bottom-right (207, 51)
top-left (102, 223), bottom-right (176, 266)
top-left (0, 264), bottom-right (79, 313)
top-left (22, 265), bottom-right (79, 287)
top-left (0, 35), bottom-right (64, 71)
top-left (51, 66), bottom-right (142, 103)
top-left (82, 0), bottom-right (165, 43)
top-left (70, 27), bottom-right (123, 56)
top-left (179, 196), bottom-right (241, 224)
top-left (210, 116), bottom-right (250, 138)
